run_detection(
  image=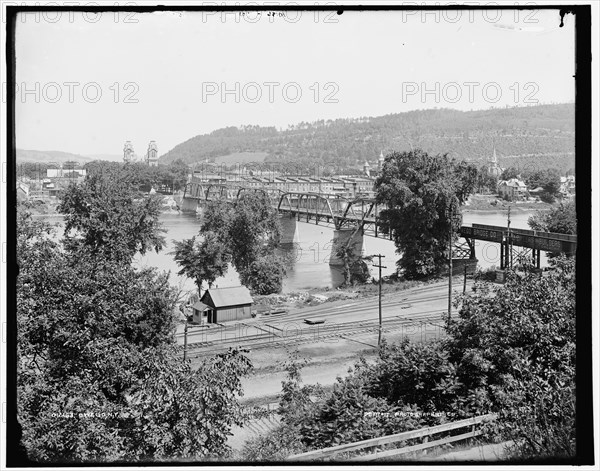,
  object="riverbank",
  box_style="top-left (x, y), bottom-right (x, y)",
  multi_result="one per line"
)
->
top-left (463, 194), bottom-right (553, 212)
top-left (253, 276), bottom-right (443, 313)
